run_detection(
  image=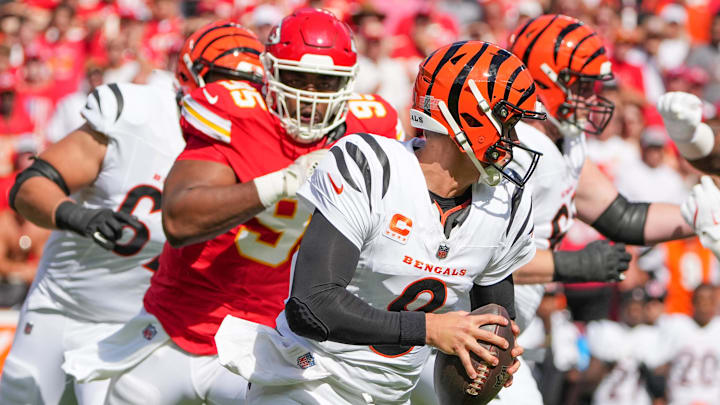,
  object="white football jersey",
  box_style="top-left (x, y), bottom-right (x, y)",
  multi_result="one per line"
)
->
top-left (510, 122), bottom-right (587, 331)
top-left (277, 134), bottom-right (536, 403)
top-left (588, 320), bottom-right (662, 405)
top-left (658, 315), bottom-right (720, 405)
top-left (26, 80), bottom-right (184, 323)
